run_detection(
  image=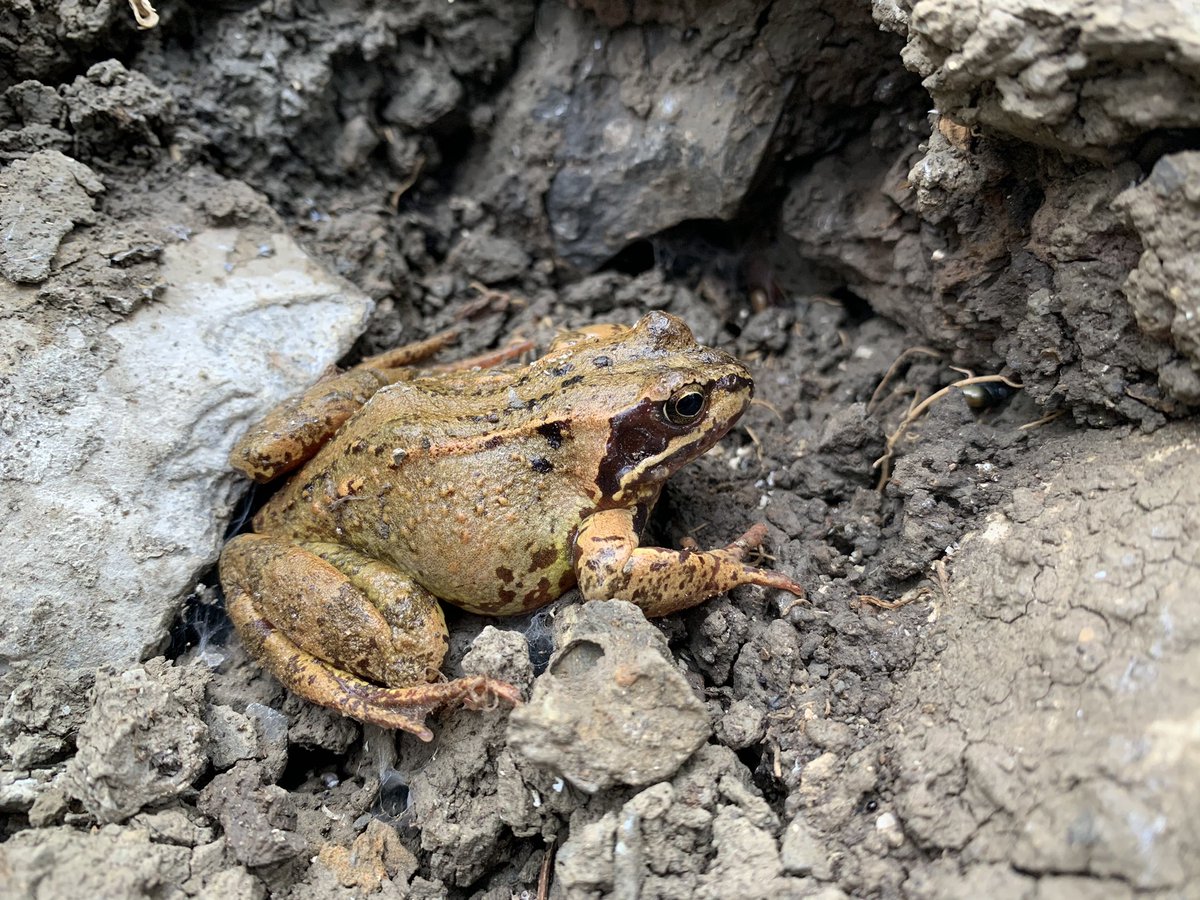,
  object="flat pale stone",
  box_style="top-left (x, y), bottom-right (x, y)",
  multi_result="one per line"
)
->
top-left (0, 221), bottom-right (372, 676)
